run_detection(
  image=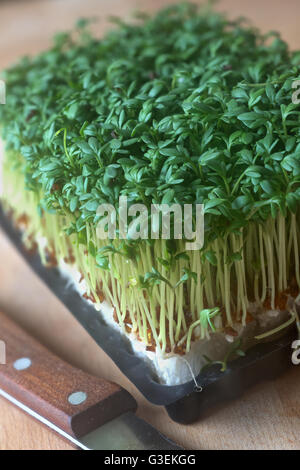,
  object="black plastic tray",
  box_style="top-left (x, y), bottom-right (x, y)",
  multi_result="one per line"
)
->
top-left (0, 205), bottom-right (297, 424)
